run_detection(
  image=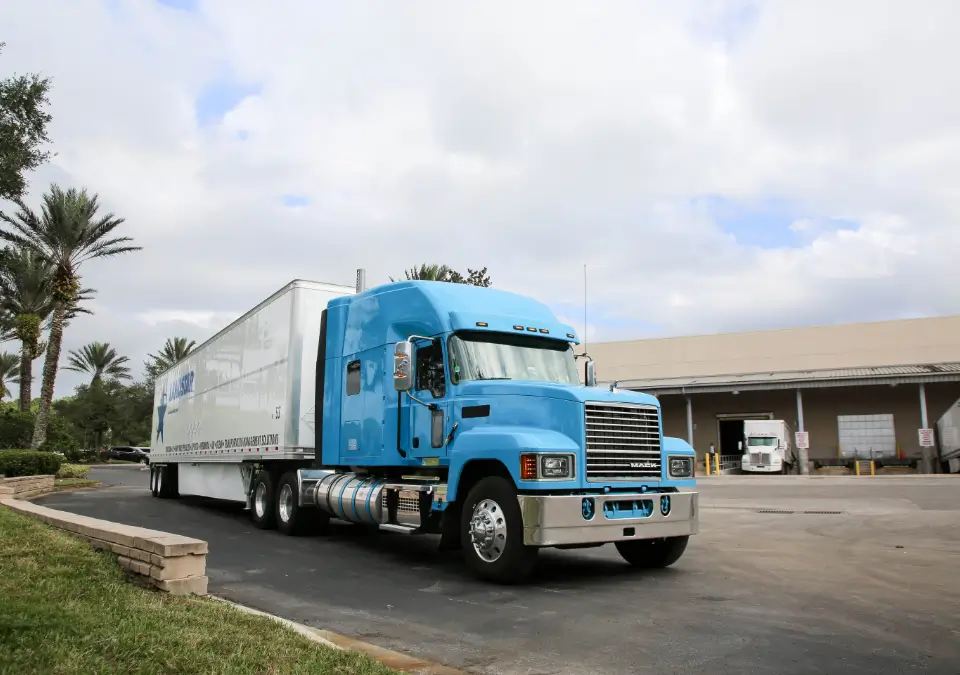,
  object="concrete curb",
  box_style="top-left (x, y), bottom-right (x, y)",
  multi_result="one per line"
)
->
top-left (210, 596), bottom-right (467, 674)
